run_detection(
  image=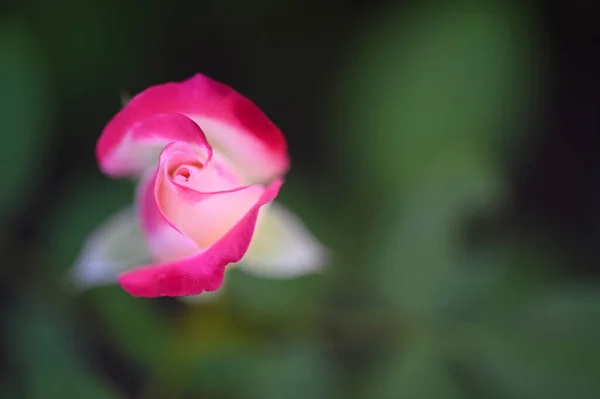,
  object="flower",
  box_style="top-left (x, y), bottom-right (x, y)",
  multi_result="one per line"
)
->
top-left (71, 74), bottom-right (327, 298)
